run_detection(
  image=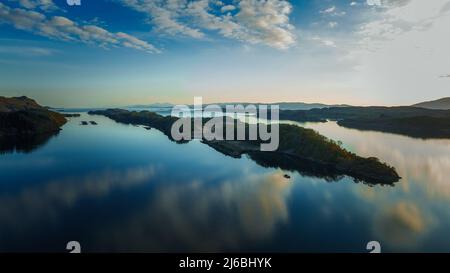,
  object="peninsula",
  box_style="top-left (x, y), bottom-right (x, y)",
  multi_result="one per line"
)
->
top-left (279, 106), bottom-right (450, 138)
top-left (89, 109), bottom-right (400, 185)
top-left (0, 96), bottom-right (67, 153)
top-left (0, 96), bottom-right (67, 136)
